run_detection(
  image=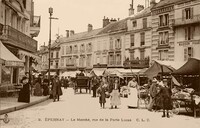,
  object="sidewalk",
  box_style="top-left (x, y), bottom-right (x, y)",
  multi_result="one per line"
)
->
top-left (0, 96), bottom-right (49, 115)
